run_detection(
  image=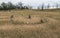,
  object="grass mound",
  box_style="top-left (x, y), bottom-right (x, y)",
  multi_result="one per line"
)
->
top-left (0, 10), bottom-right (60, 38)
